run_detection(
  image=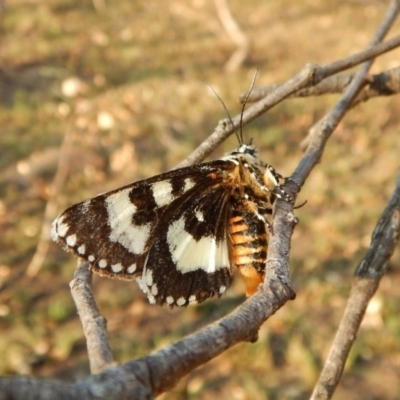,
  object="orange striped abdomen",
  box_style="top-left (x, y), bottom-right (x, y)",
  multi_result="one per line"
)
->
top-left (229, 206), bottom-right (268, 296)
